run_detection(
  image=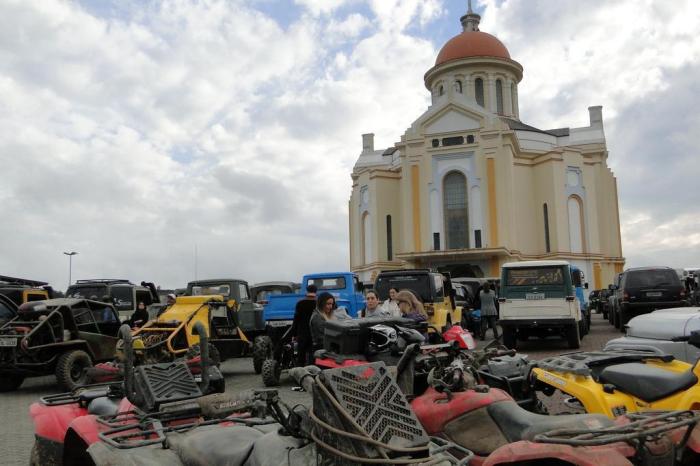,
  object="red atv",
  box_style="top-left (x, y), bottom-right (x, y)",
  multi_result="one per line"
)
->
top-left (28, 322), bottom-right (224, 465)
